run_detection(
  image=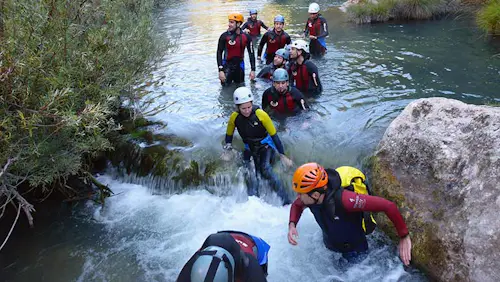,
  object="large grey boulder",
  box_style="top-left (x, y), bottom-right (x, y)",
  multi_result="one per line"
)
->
top-left (370, 98), bottom-right (500, 281)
